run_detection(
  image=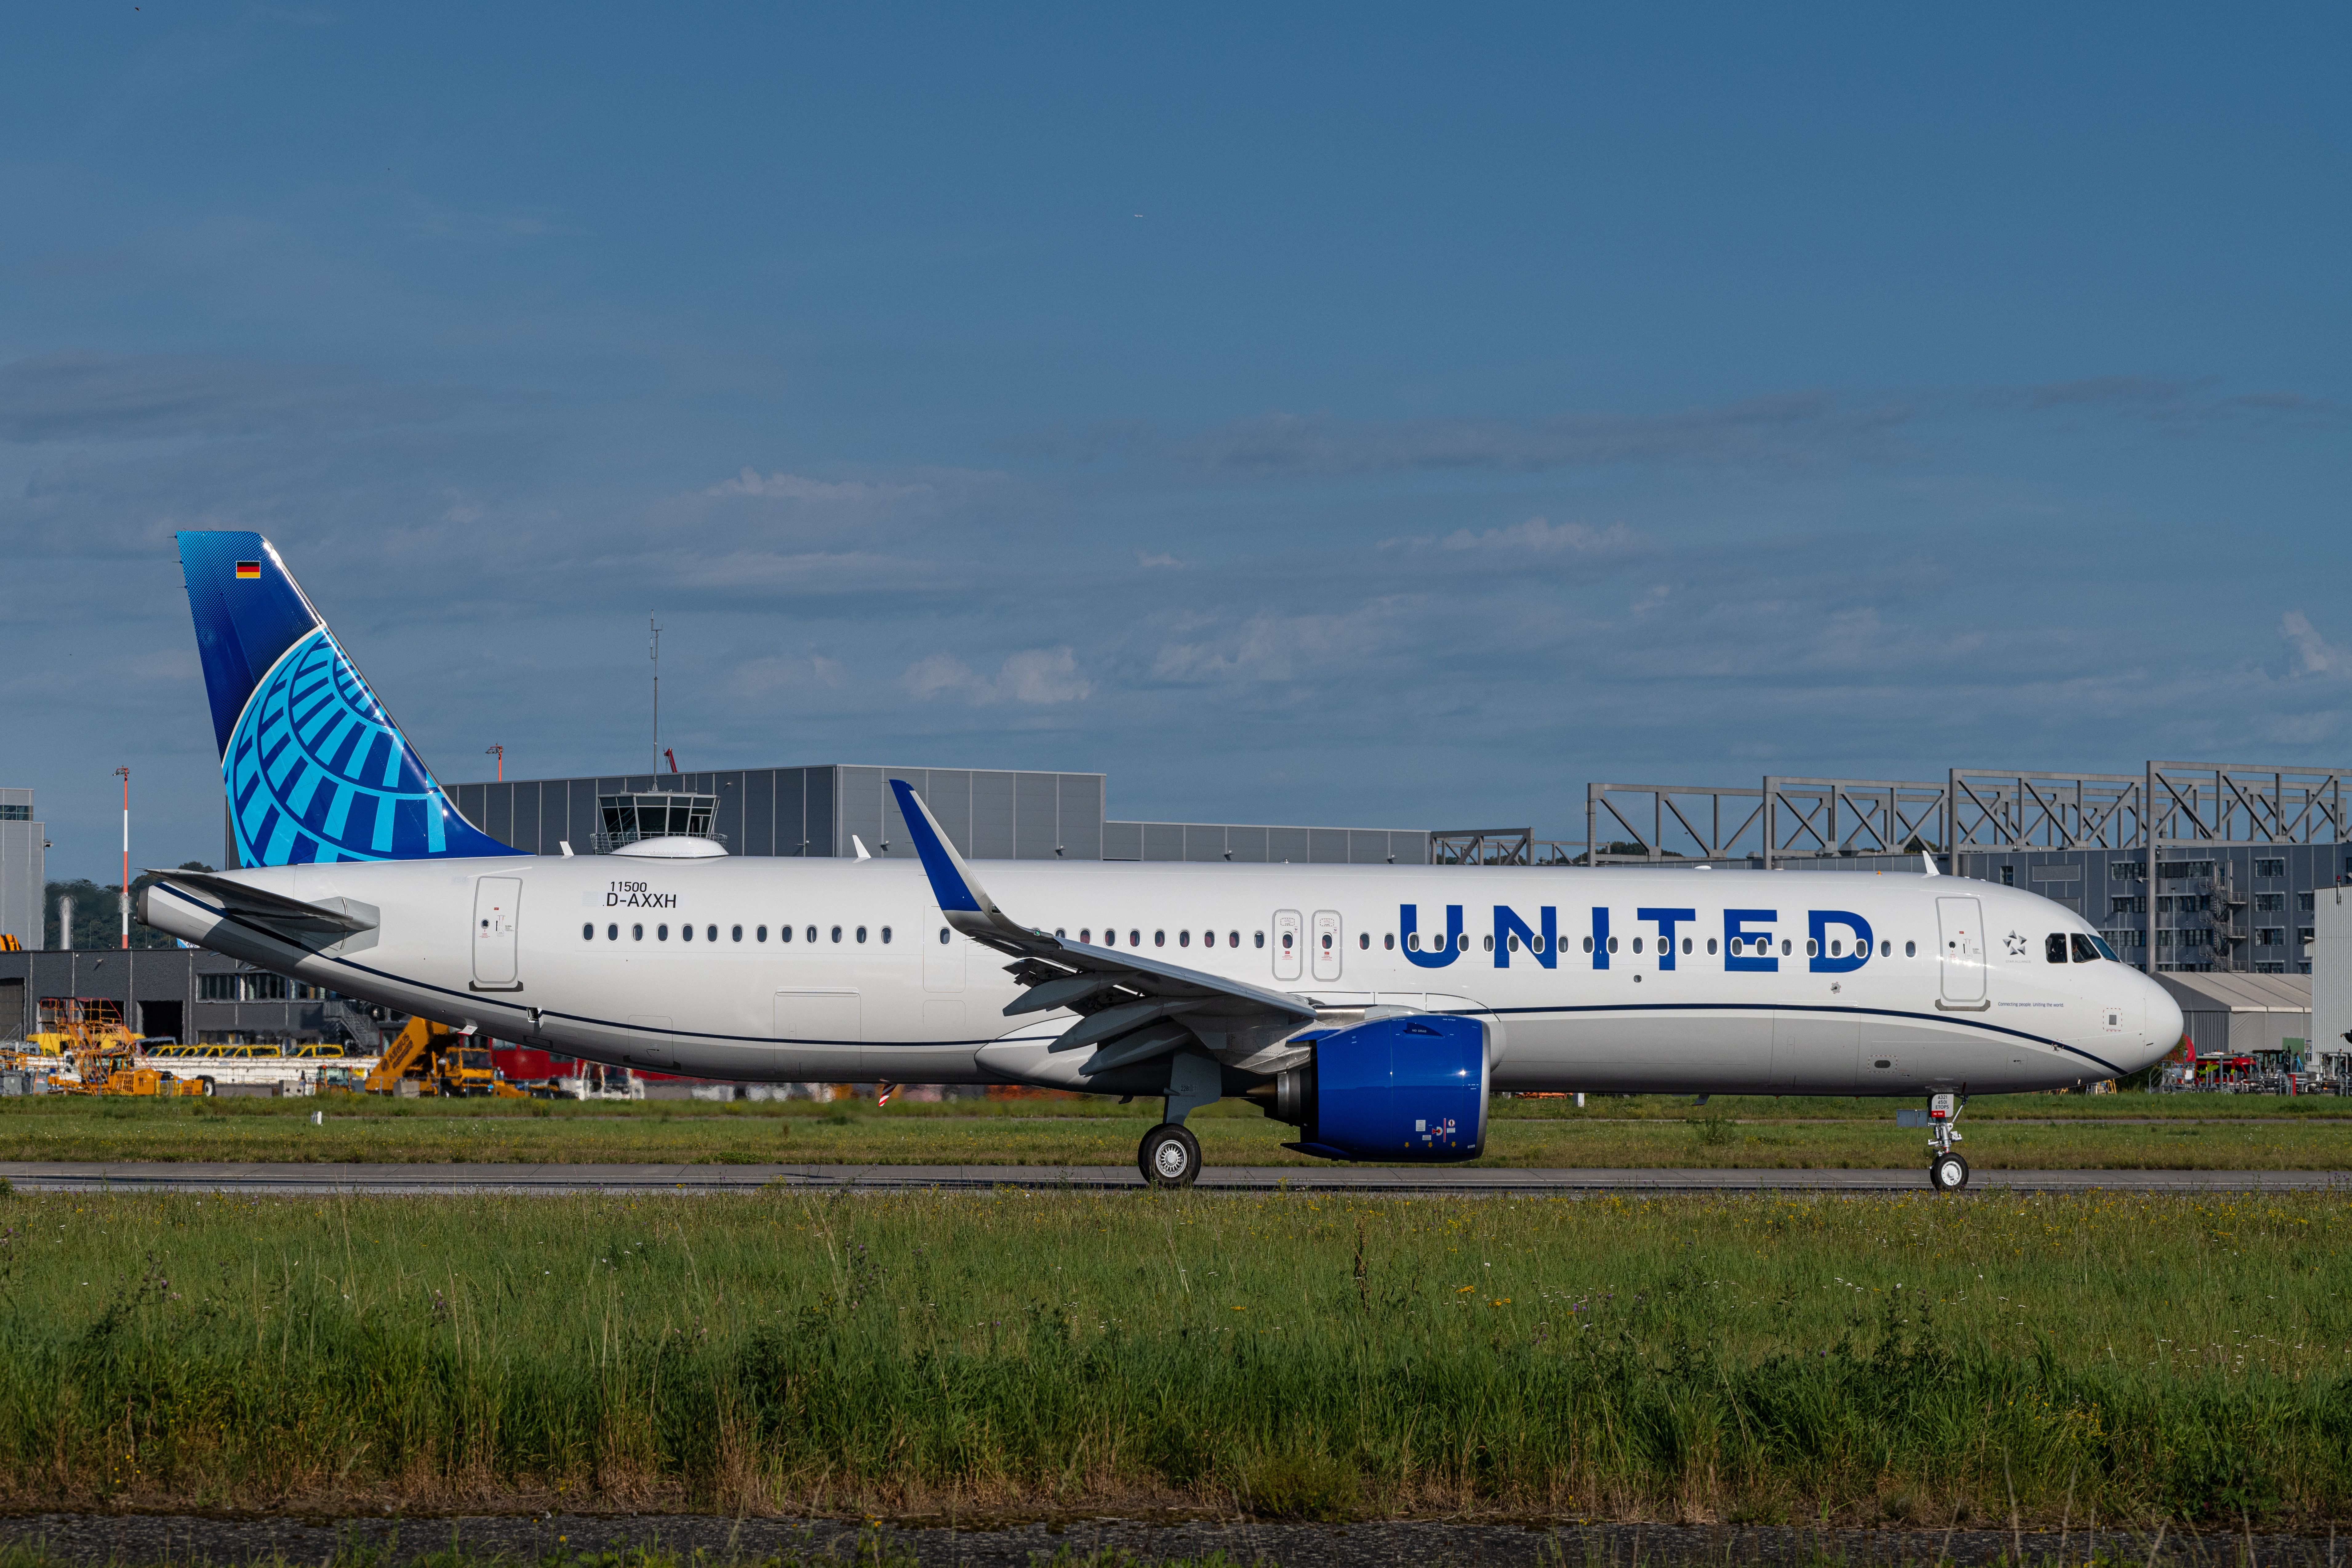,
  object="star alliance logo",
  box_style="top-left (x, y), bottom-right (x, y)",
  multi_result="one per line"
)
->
top-left (2002, 929), bottom-right (2030, 957)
